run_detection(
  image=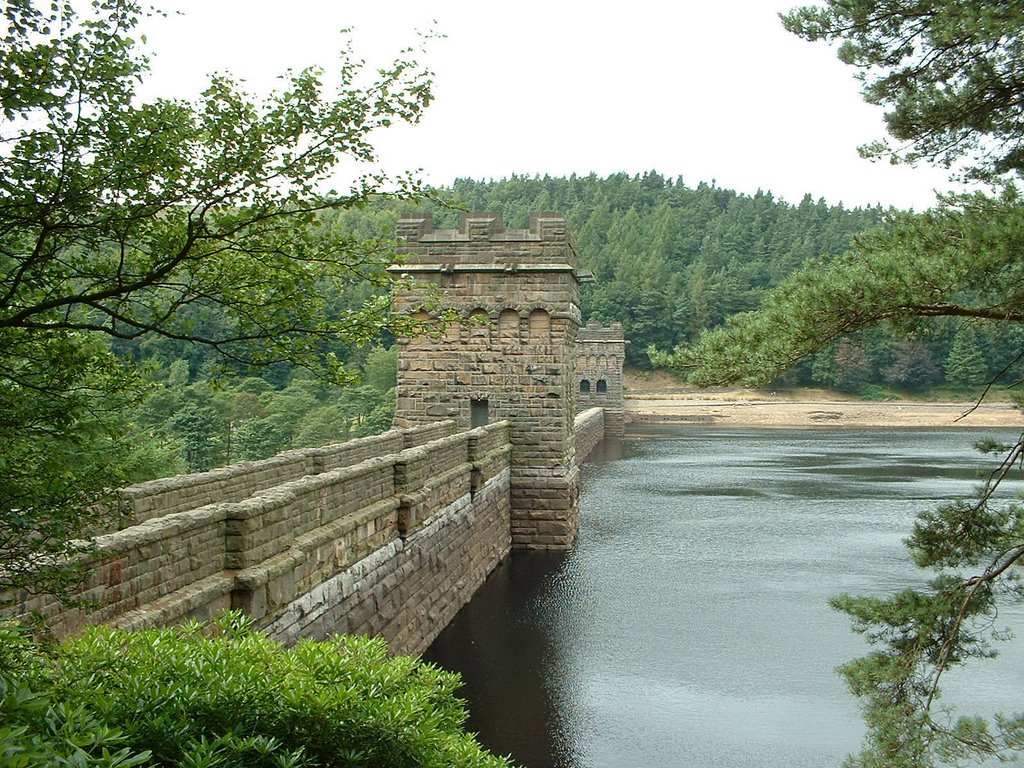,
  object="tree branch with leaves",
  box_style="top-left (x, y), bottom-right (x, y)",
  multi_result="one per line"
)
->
top-left (782, 0), bottom-right (1024, 182)
top-left (0, 0), bottom-right (436, 601)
